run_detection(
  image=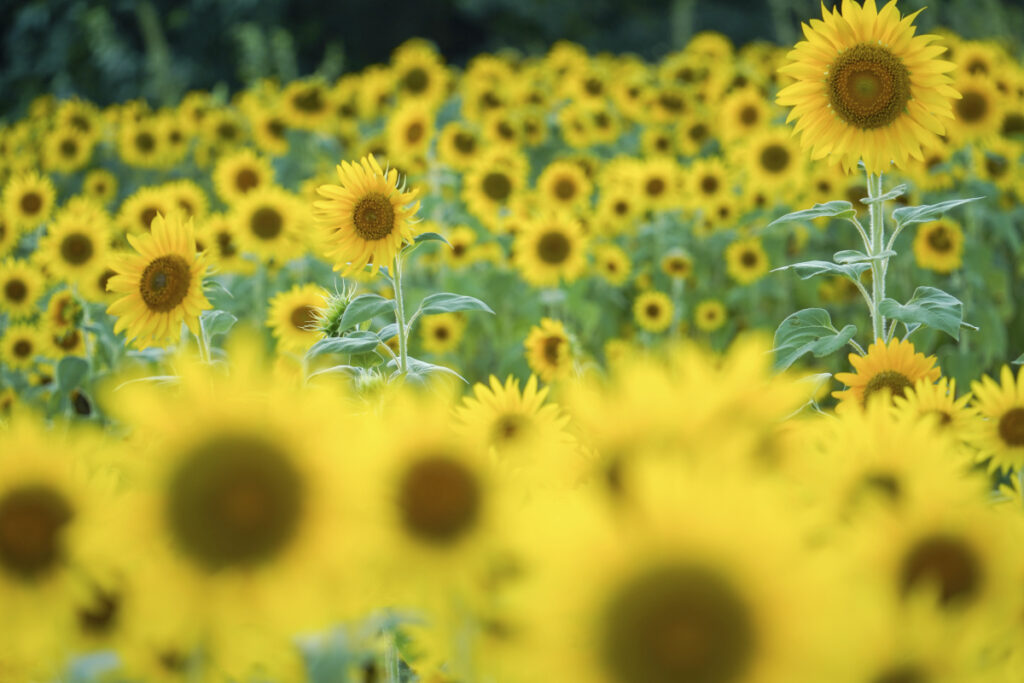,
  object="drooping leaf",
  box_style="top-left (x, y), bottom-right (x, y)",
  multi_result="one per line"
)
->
top-left (891, 197), bottom-right (983, 227)
top-left (413, 232), bottom-right (451, 246)
top-left (766, 201), bottom-right (857, 228)
top-left (772, 260), bottom-right (870, 282)
top-left (389, 356), bottom-right (468, 384)
top-left (772, 308), bottom-right (858, 370)
top-left (878, 286), bottom-right (970, 340)
top-left (306, 331), bottom-right (381, 358)
top-left (416, 292), bottom-right (494, 316)
top-left (859, 183), bottom-right (908, 204)
top-left (339, 294), bottom-right (394, 330)
top-left (832, 249), bottom-right (896, 264)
